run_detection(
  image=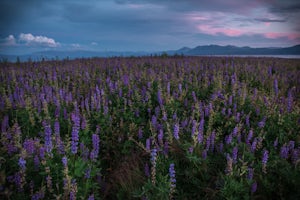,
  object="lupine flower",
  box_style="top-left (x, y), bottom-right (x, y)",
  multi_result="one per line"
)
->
top-left (258, 117), bottom-right (266, 128)
top-left (274, 79), bottom-right (278, 96)
top-left (169, 163), bottom-right (176, 199)
top-left (246, 130), bottom-right (254, 144)
top-left (247, 167), bottom-right (254, 180)
top-left (146, 138), bottom-right (151, 151)
top-left (34, 155), bottom-right (40, 171)
top-left (287, 90), bottom-right (293, 112)
top-left (43, 121), bottom-right (53, 153)
top-left (157, 90), bottom-right (163, 105)
top-left (280, 145), bottom-right (289, 159)
top-left (54, 120), bottom-right (60, 135)
top-left (158, 129), bottom-right (164, 146)
top-left (251, 138), bottom-right (257, 153)
top-left (251, 181), bottom-right (257, 194)
top-left (88, 194), bottom-right (95, 200)
top-left (23, 139), bottom-right (35, 155)
top-left (291, 148), bottom-right (300, 164)
top-left (151, 115), bottom-right (157, 129)
top-left (288, 140), bottom-right (295, 150)
top-left (62, 156), bottom-right (68, 168)
top-left (90, 133), bottom-right (100, 160)
top-left (225, 134), bottom-right (233, 145)
top-left (232, 146), bottom-right (238, 163)
top-left (246, 114), bottom-right (250, 127)
top-left (191, 120), bottom-right (197, 137)
top-left (71, 113), bottom-right (80, 154)
top-left (138, 128), bottom-right (143, 140)
top-left (225, 154), bottom-right (233, 175)
top-left (85, 168), bottom-right (91, 179)
top-left (273, 138), bottom-right (278, 148)
top-left (173, 123), bottom-right (179, 140)
top-left (163, 141), bottom-right (169, 156)
top-left (18, 157), bottom-right (26, 171)
top-left (262, 149), bottom-right (269, 173)
top-left (232, 126), bottom-right (238, 137)
top-left (150, 148), bottom-right (158, 184)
